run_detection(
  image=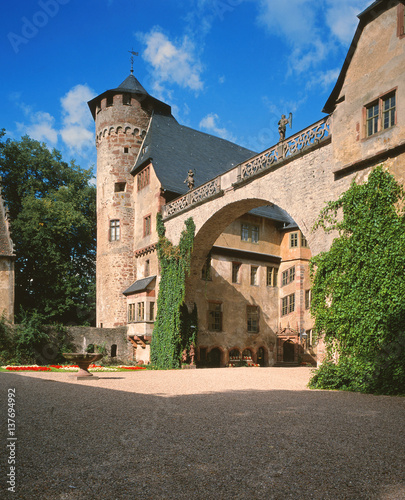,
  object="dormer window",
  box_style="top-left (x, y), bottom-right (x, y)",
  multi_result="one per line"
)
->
top-left (365, 90), bottom-right (396, 137)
